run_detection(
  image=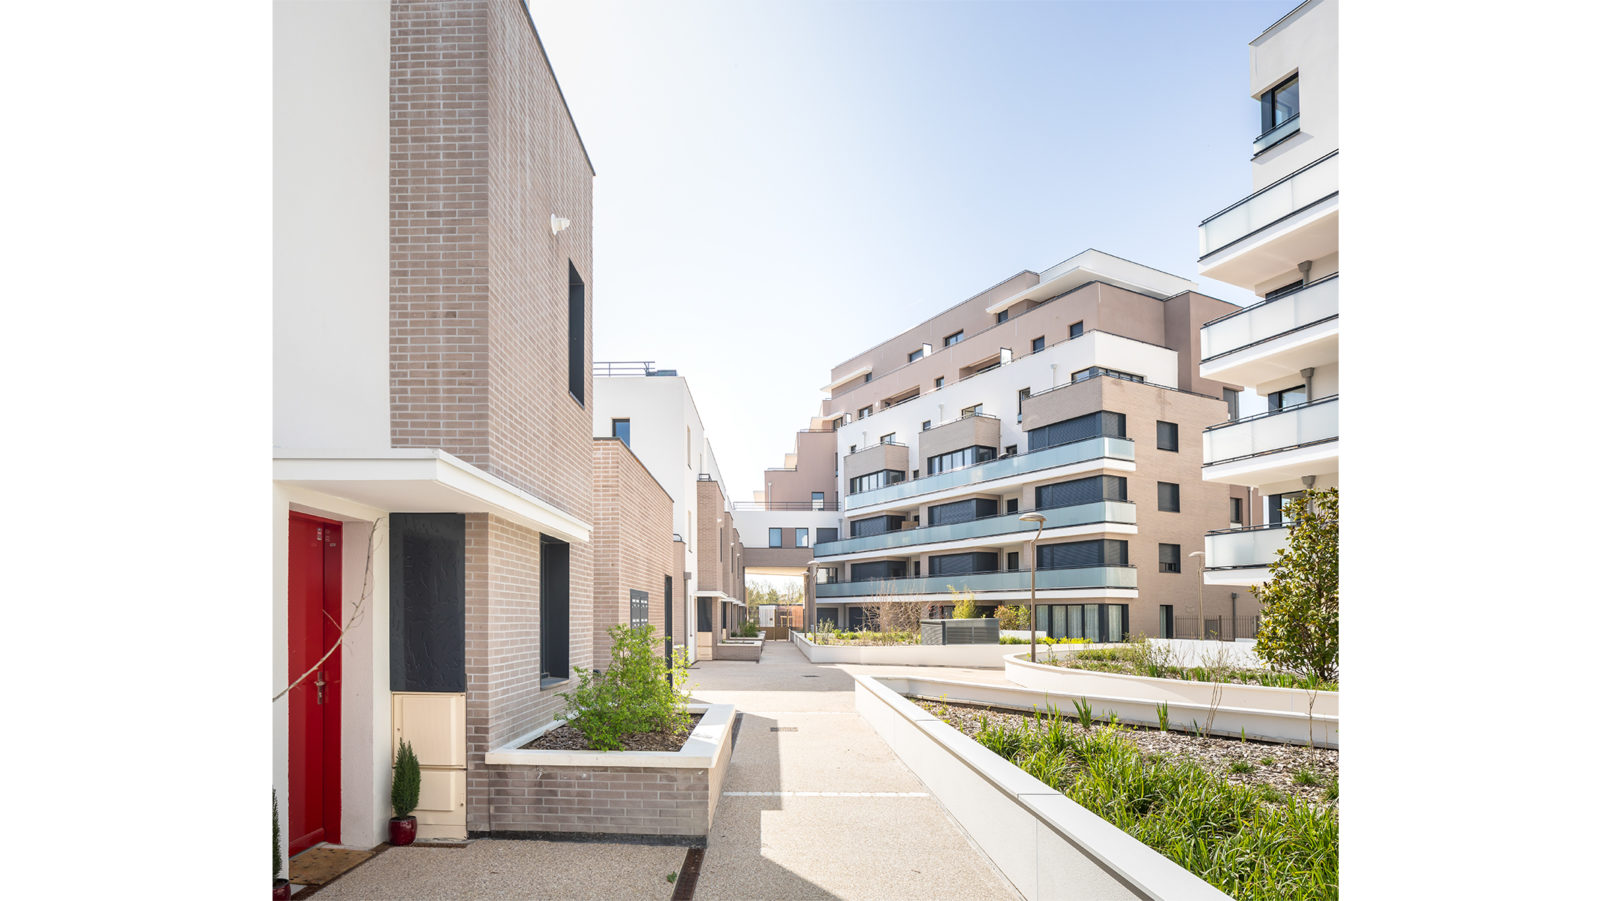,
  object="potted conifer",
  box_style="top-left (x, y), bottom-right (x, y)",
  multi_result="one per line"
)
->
top-left (273, 789), bottom-right (290, 900)
top-left (389, 740), bottom-right (421, 846)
